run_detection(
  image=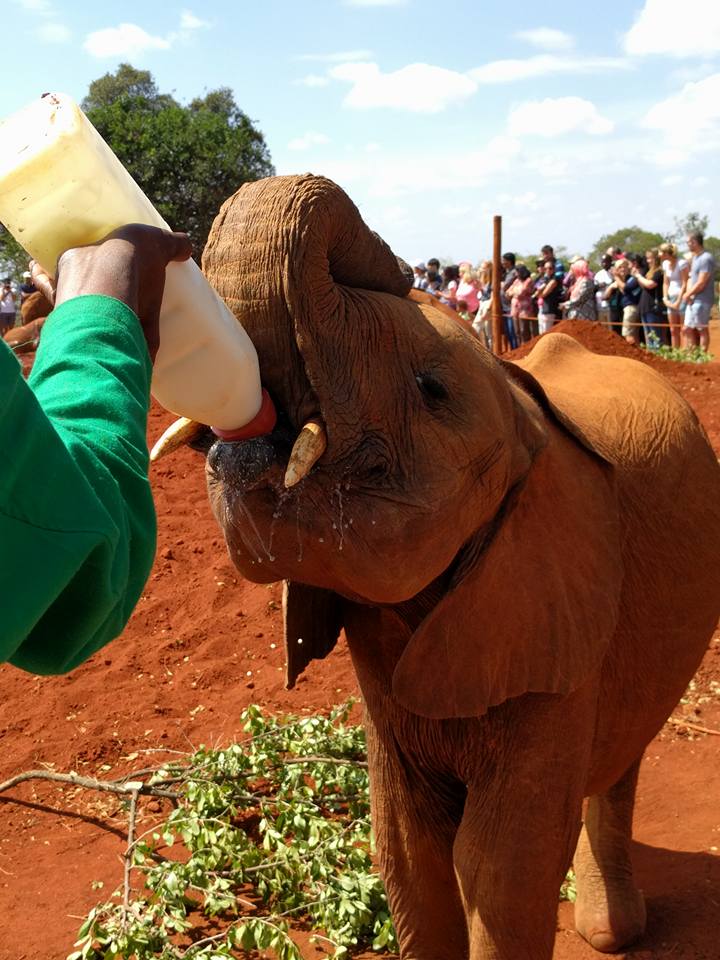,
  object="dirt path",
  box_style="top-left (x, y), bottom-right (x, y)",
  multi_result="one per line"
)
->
top-left (1, 322), bottom-right (718, 959)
